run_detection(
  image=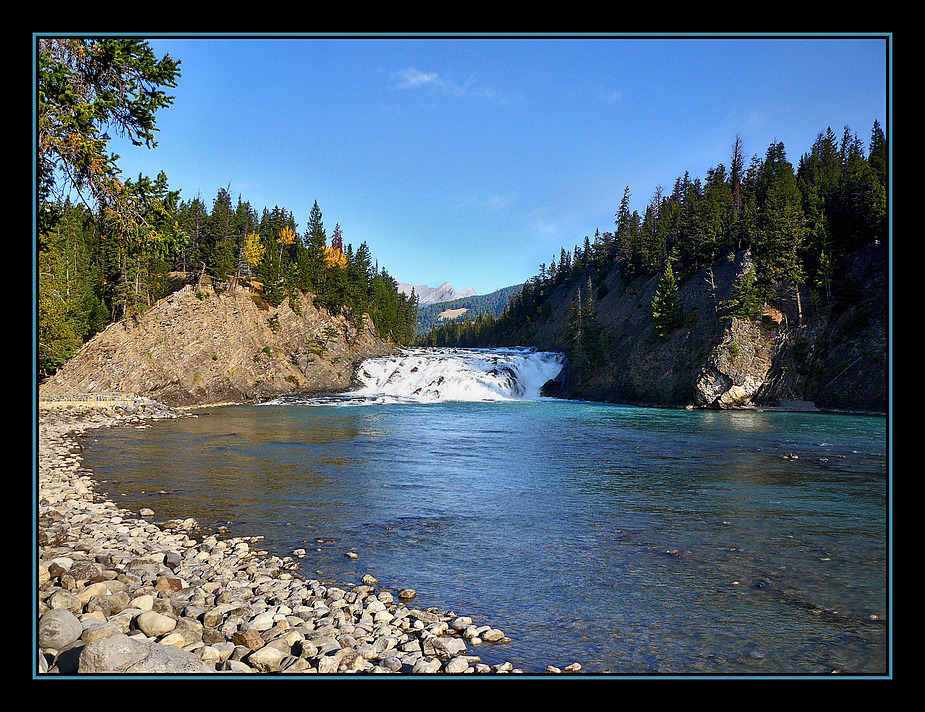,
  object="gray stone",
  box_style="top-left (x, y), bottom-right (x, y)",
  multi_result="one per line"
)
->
top-left (445, 656), bottom-right (471, 673)
top-left (317, 653), bottom-right (340, 674)
top-left (36, 407), bottom-right (530, 676)
top-left (78, 633), bottom-right (215, 673)
top-left (47, 589), bottom-right (82, 616)
top-left (279, 655), bottom-right (312, 672)
top-left (337, 648), bottom-right (366, 672)
top-left (423, 635), bottom-right (467, 660)
top-left (80, 619), bottom-right (122, 643)
top-left (39, 608), bottom-right (83, 651)
top-left (378, 654), bottom-right (404, 672)
top-left (412, 657), bottom-right (442, 673)
top-left (248, 611), bottom-right (275, 631)
top-left (220, 659), bottom-right (255, 673)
